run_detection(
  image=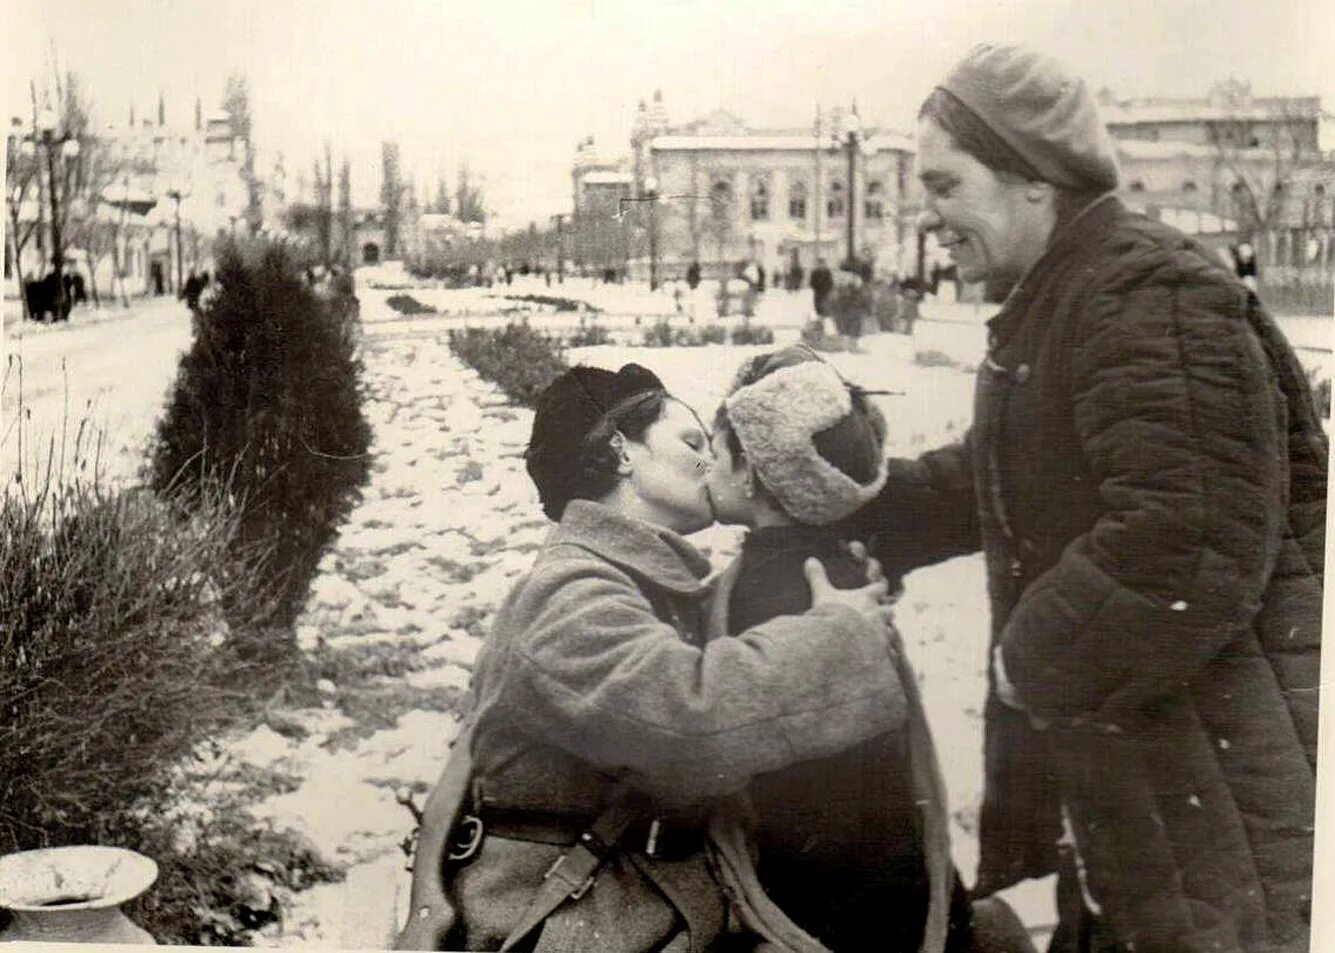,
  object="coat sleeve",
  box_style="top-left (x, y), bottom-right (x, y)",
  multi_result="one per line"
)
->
top-left (505, 556), bottom-right (906, 803)
top-left (842, 433), bottom-right (980, 585)
top-left (1000, 254), bottom-right (1285, 723)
